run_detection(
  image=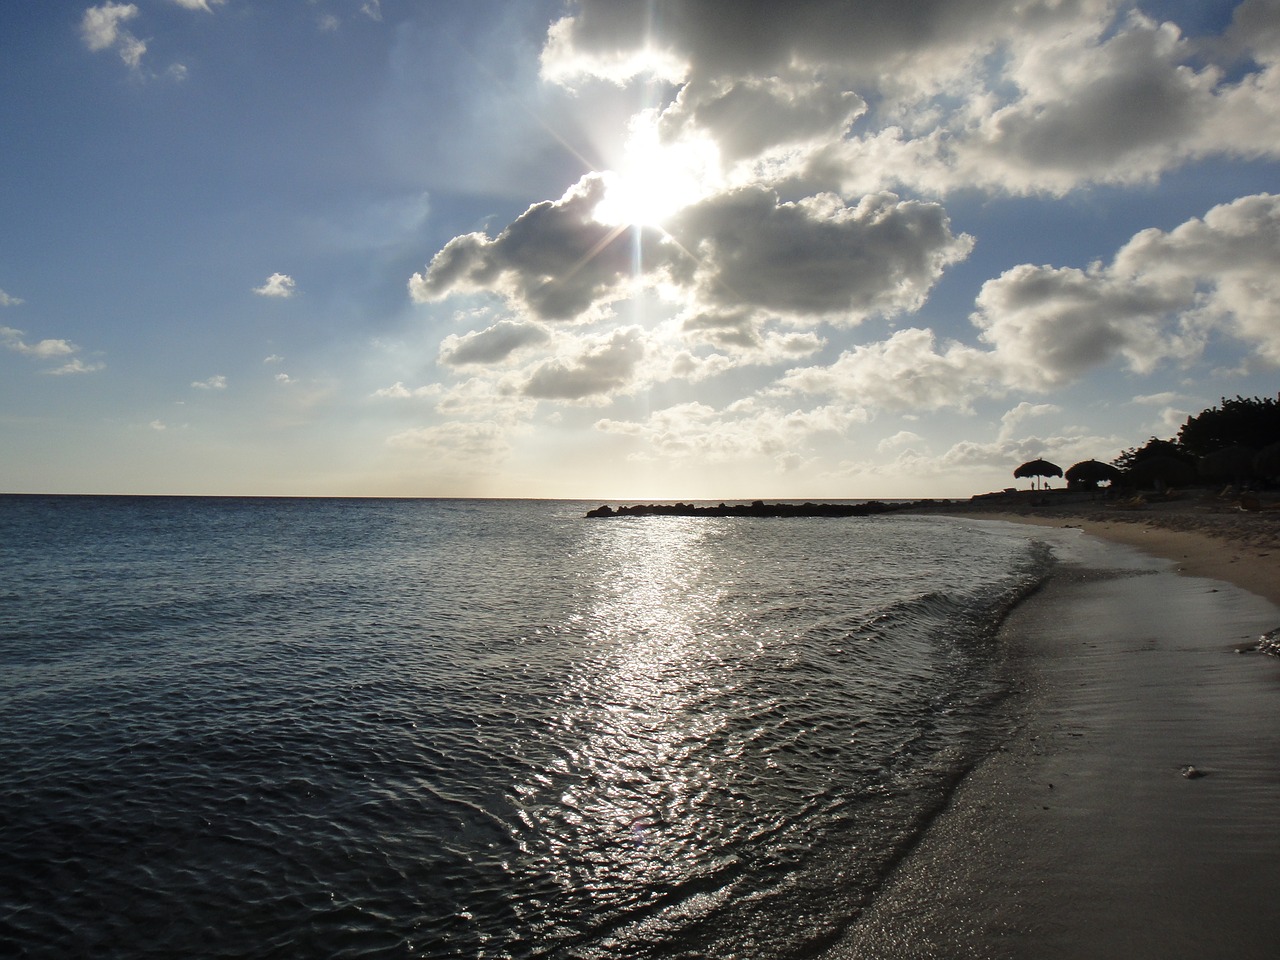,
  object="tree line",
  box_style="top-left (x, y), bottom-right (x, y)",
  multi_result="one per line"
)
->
top-left (1109, 394), bottom-right (1280, 488)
